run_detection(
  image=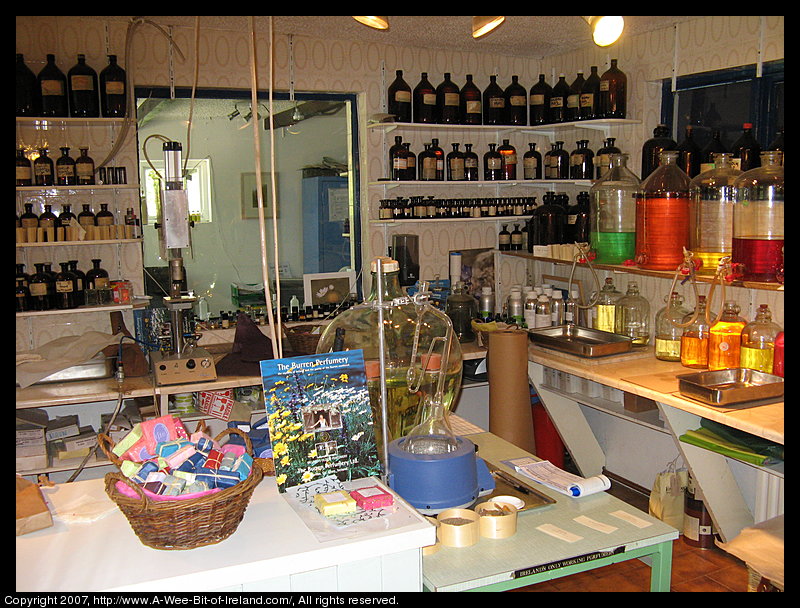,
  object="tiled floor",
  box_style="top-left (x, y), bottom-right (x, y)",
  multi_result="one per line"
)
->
top-left (511, 479), bottom-right (750, 592)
